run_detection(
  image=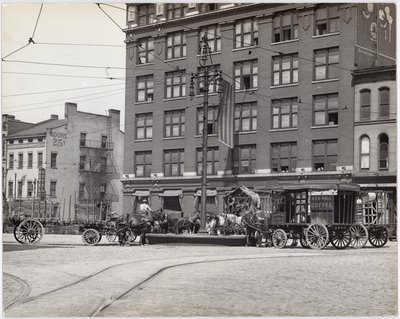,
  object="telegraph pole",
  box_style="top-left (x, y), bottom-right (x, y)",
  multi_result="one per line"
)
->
top-left (189, 36), bottom-right (222, 228)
